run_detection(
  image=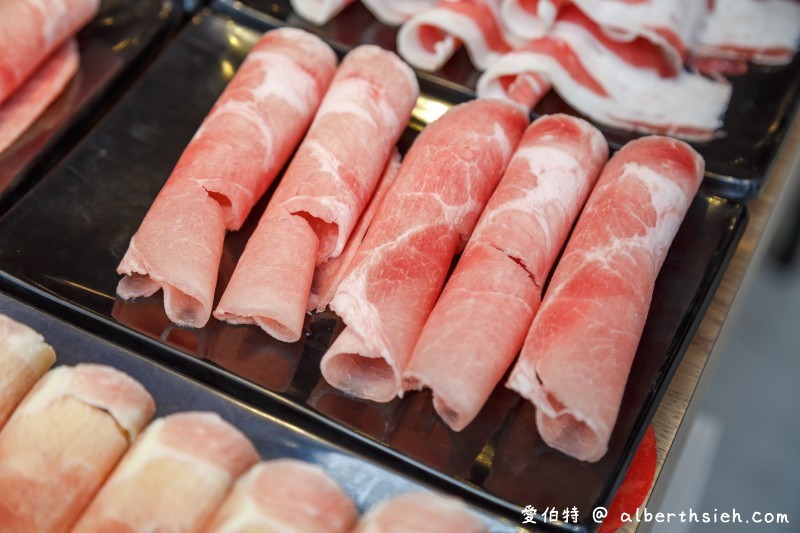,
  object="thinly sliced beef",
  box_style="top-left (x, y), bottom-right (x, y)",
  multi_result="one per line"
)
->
top-left (404, 114), bottom-right (607, 431)
top-left (397, 0), bottom-right (516, 71)
top-left (0, 315), bottom-right (56, 429)
top-left (117, 29), bottom-right (337, 328)
top-left (72, 412), bottom-right (259, 533)
top-left (0, 0), bottom-right (97, 107)
top-left (322, 99), bottom-right (528, 402)
top-left (507, 136), bottom-right (704, 462)
top-left (0, 365), bottom-right (154, 533)
top-left (215, 46), bottom-right (418, 342)
top-left (204, 460), bottom-right (358, 533)
top-left (477, 8), bottom-right (731, 140)
top-left (0, 40), bottom-right (79, 154)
